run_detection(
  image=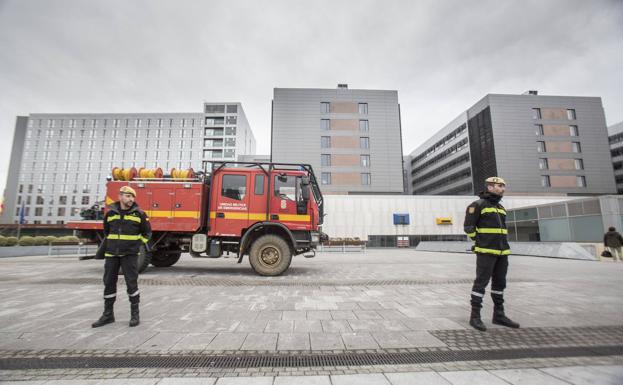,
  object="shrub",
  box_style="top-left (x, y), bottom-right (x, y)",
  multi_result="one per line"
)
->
top-left (0, 236), bottom-right (6, 247)
top-left (51, 236), bottom-right (80, 244)
top-left (43, 236), bottom-right (57, 244)
top-left (18, 236), bottom-right (37, 246)
top-left (5, 237), bottom-right (18, 246)
top-left (33, 236), bottom-right (50, 246)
